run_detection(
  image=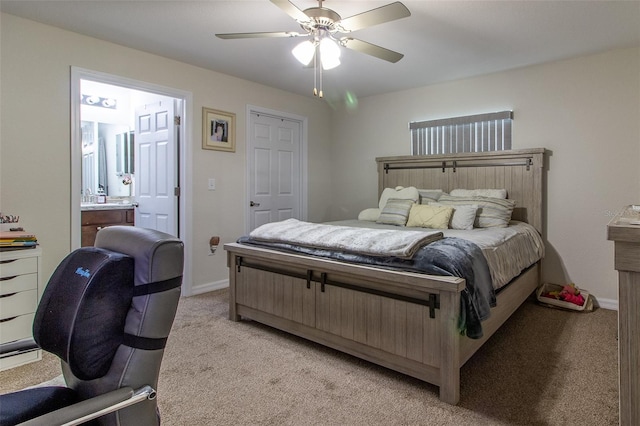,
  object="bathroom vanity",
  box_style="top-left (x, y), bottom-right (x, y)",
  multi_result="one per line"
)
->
top-left (81, 204), bottom-right (134, 247)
